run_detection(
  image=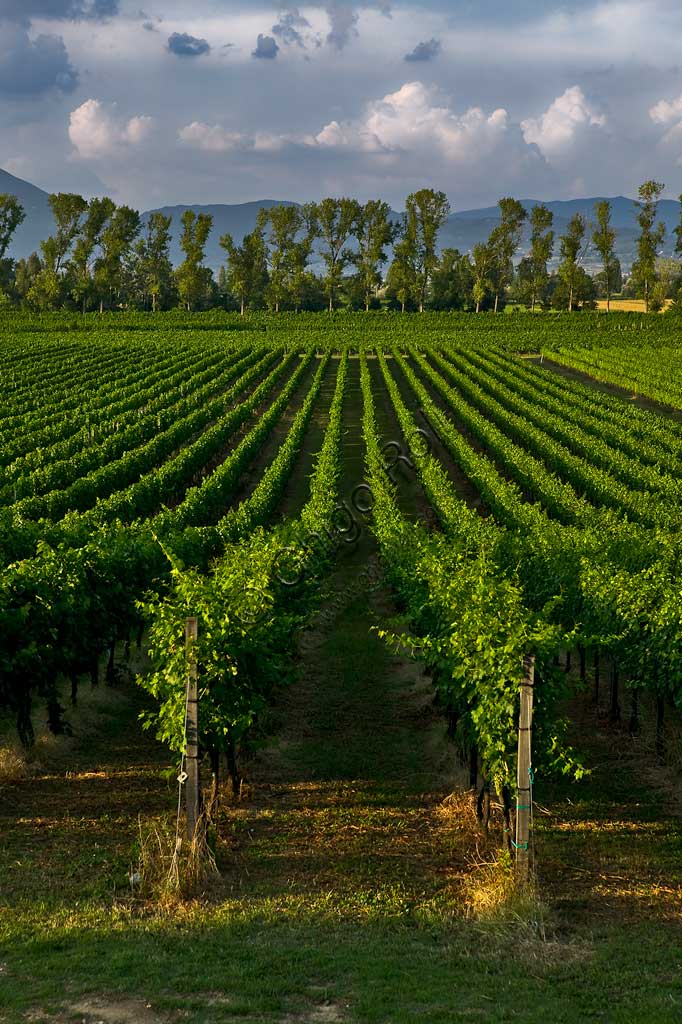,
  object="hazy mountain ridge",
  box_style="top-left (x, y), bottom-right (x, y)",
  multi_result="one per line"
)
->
top-left (2, 169), bottom-right (678, 271)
